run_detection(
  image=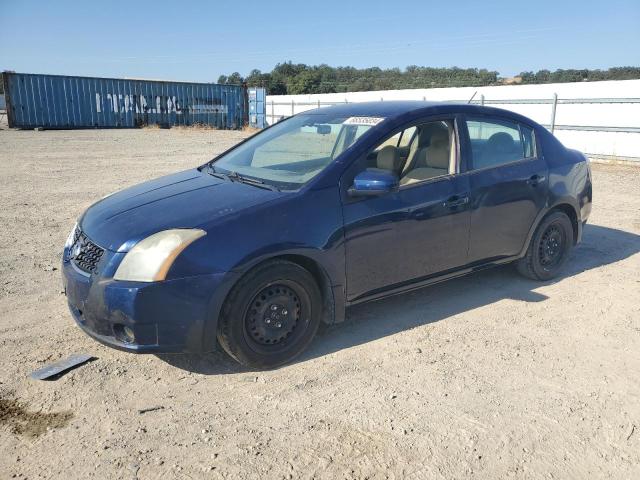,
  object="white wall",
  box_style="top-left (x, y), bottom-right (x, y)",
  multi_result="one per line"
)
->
top-left (266, 80), bottom-right (640, 159)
